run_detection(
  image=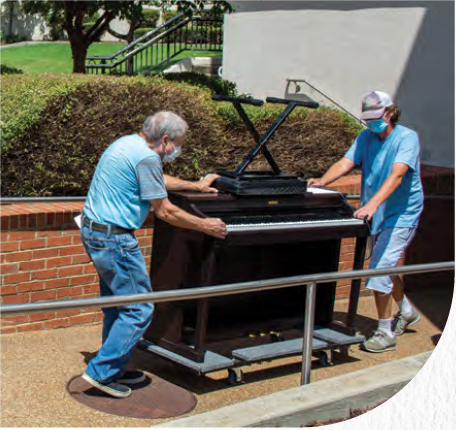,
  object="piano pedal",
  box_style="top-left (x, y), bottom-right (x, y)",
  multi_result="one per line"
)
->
top-left (227, 368), bottom-right (244, 386)
top-left (270, 331), bottom-right (284, 342)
